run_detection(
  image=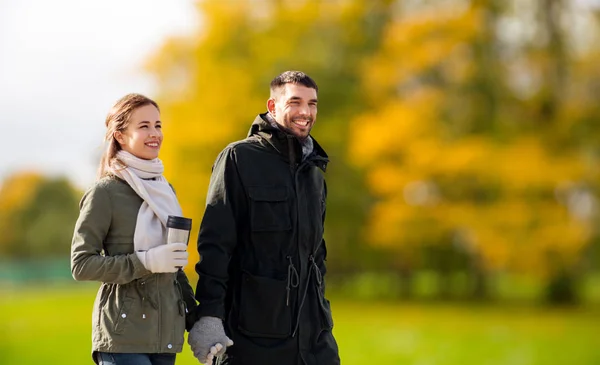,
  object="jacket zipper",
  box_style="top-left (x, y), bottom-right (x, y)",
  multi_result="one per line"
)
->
top-left (287, 137), bottom-right (329, 338)
top-left (291, 155), bottom-right (314, 338)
